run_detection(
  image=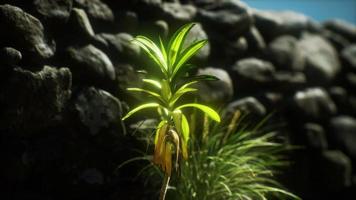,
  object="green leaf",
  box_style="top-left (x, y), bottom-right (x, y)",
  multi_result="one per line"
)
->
top-left (133, 36), bottom-right (167, 74)
top-left (127, 88), bottom-right (164, 102)
top-left (142, 78), bottom-right (162, 89)
top-left (122, 103), bottom-right (160, 120)
top-left (176, 103), bottom-right (220, 122)
top-left (169, 88), bottom-right (197, 107)
top-left (167, 23), bottom-right (195, 70)
top-left (181, 113), bottom-right (190, 143)
top-left (172, 40), bottom-right (207, 77)
top-left (161, 79), bottom-right (172, 102)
